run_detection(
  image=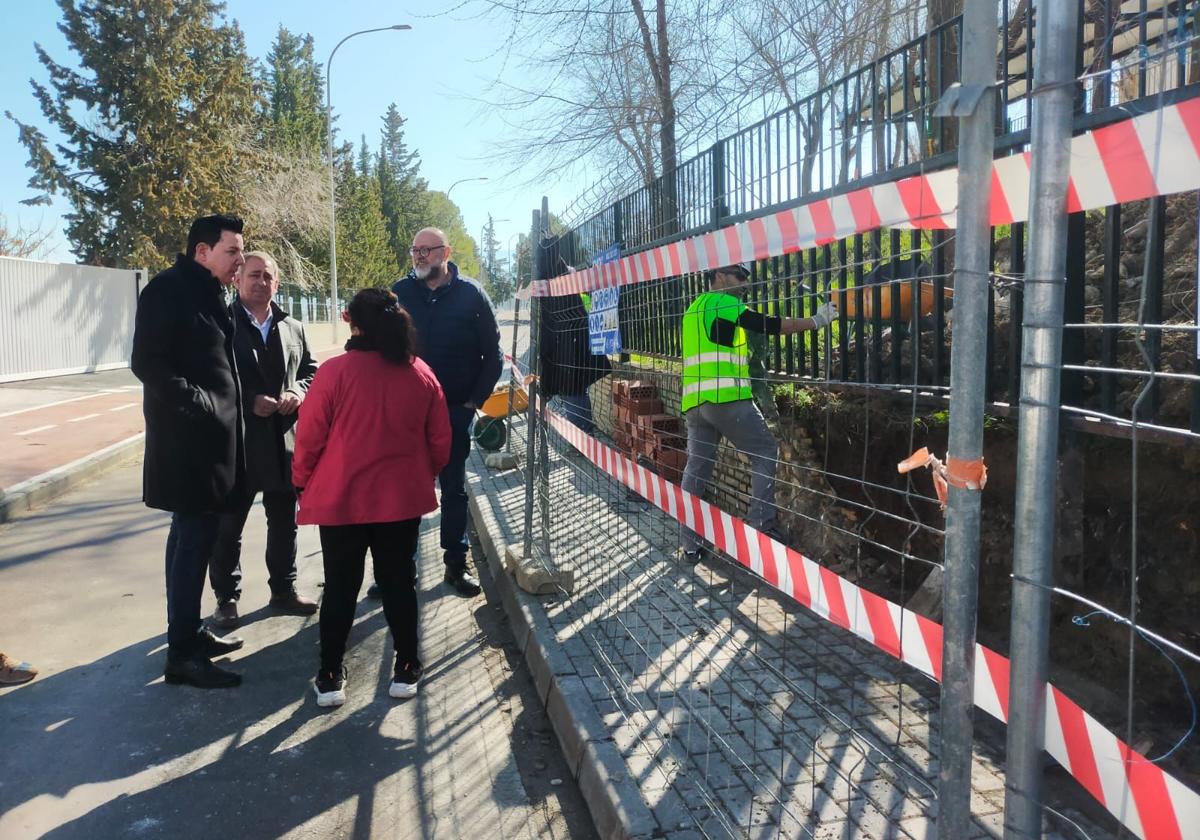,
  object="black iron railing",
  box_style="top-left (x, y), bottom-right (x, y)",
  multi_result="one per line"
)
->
top-left (546, 0), bottom-right (1200, 438)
